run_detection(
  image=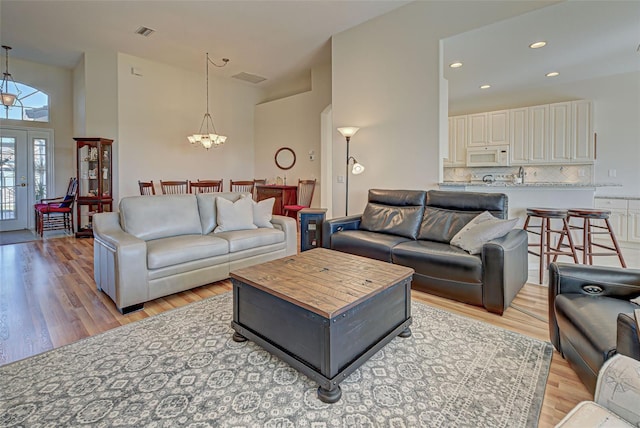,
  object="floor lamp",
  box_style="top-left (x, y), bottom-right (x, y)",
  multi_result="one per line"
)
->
top-left (337, 127), bottom-right (365, 216)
